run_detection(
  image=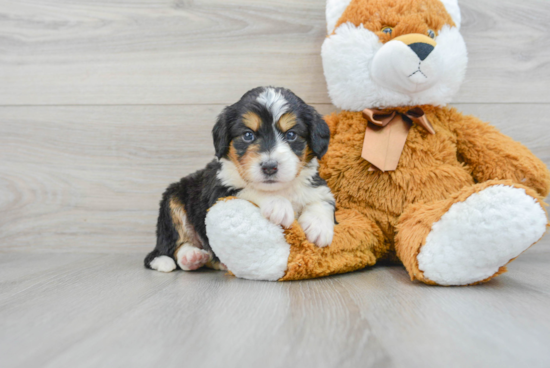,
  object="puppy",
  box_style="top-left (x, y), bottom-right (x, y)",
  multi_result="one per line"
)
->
top-left (144, 87), bottom-right (336, 273)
